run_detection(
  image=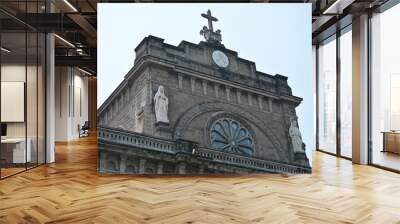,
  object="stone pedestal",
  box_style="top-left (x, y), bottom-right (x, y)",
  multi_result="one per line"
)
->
top-left (155, 122), bottom-right (173, 139)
